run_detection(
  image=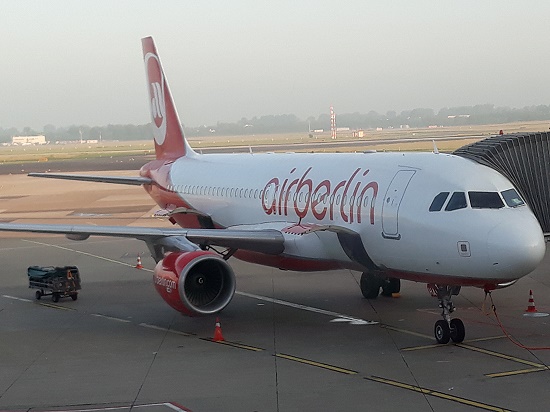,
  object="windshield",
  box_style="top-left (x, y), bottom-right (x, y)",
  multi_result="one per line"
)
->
top-left (468, 192), bottom-right (504, 209)
top-left (501, 188), bottom-right (525, 207)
